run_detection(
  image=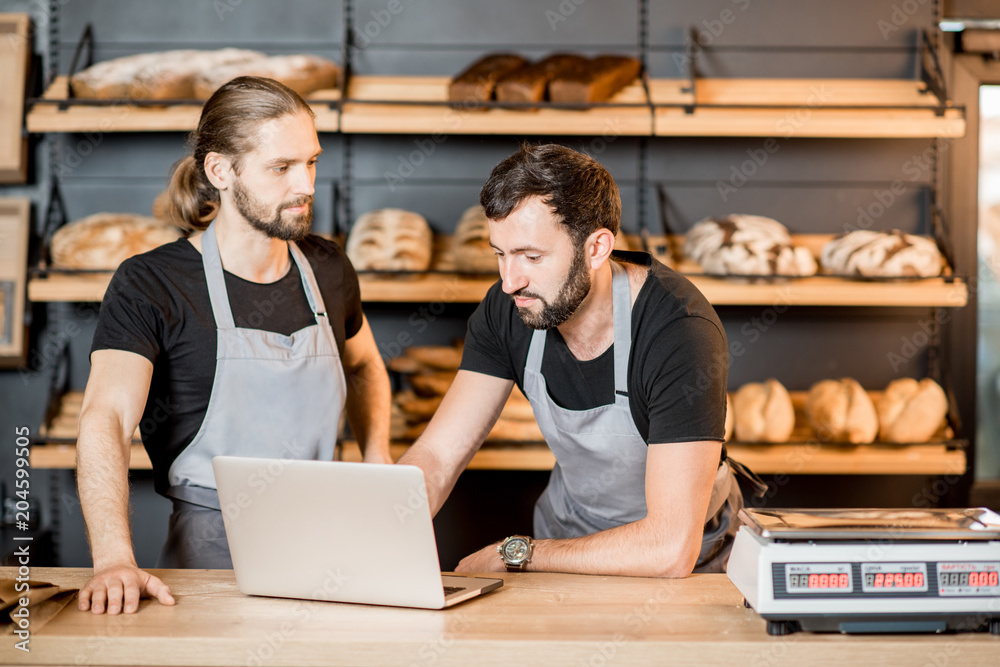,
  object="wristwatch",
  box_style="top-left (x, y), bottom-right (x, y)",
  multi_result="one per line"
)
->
top-left (497, 535), bottom-right (534, 572)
